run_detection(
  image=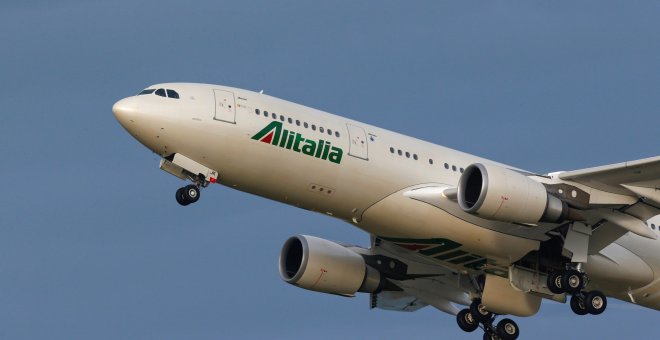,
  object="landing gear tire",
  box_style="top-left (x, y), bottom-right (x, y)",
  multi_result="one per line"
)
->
top-left (561, 269), bottom-right (584, 294)
top-left (496, 318), bottom-right (519, 340)
top-left (570, 293), bottom-right (588, 315)
top-left (483, 331), bottom-right (499, 340)
top-left (176, 185), bottom-right (200, 206)
top-left (547, 272), bottom-right (564, 294)
top-left (470, 299), bottom-right (493, 323)
top-left (183, 185), bottom-right (200, 203)
top-left (585, 290), bottom-right (607, 315)
top-left (176, 188), bottom-right (190, 206)
top-left (456, 309), bottom-right (479, 333)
